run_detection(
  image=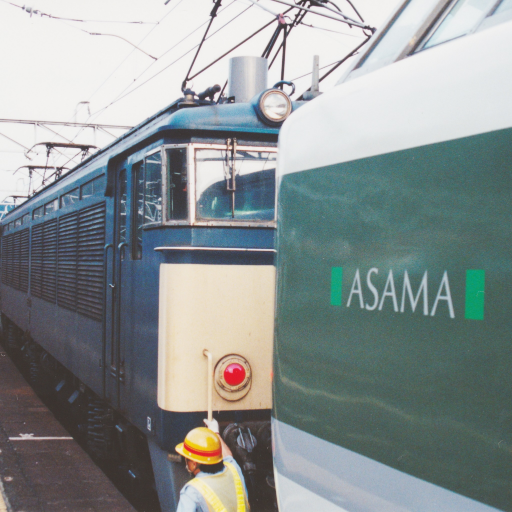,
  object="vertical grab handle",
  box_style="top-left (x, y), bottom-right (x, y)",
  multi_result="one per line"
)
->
top-left (102, 243), bottom-right (114, 399)
top-left (203, 350), bottom-right (213, 422)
